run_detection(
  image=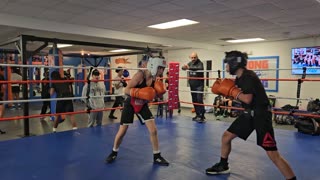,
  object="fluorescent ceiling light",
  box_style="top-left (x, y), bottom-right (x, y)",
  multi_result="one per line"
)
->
top-left (226, 38), bottom-right (265, 43)
top-left (109, 49), bottom-right (131, 53)
top-left (47, 44), bottom-right (73, 48)
top-left (148, 19), bottom-right (199, 29)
